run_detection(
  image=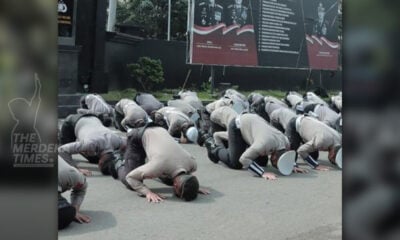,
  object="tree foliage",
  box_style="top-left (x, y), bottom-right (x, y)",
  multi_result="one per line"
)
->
top-left (127, 57), bottom-right (165, 91)
top-left (116, 0), bottom-right (188, 40)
